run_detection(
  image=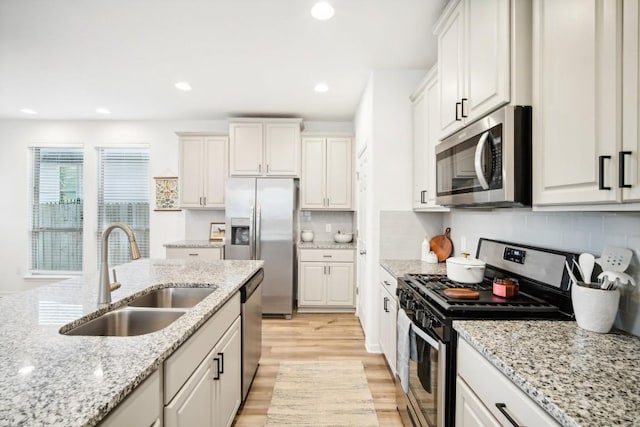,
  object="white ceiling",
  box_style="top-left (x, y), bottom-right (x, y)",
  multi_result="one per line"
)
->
top-left (0, 0), bottom-right (446, 121)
